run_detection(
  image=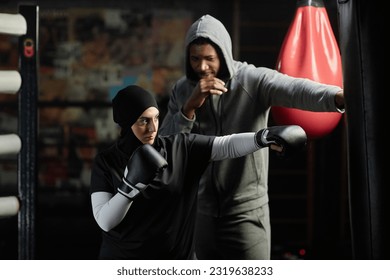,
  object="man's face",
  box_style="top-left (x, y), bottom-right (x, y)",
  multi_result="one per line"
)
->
top-left (189, 43), bottom-right (221, 79)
